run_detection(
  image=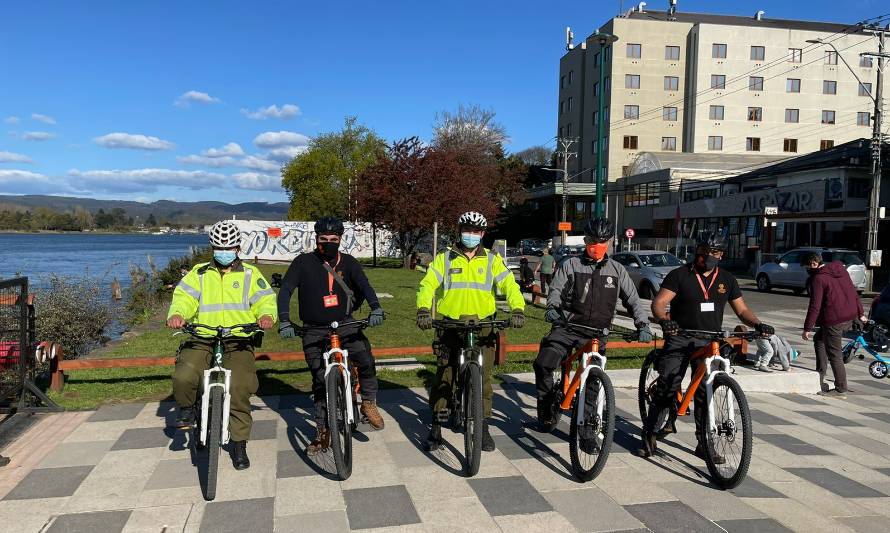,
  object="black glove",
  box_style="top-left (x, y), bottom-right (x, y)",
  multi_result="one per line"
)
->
top-left (416, 308), bottom-right (432, 330)
top-left (510, 310), bottom-right (525, 329)
top-left (545, 308), bottom-right (561, 323)
top-left (369, 308), bottom-right (385, 327)
top-left (755, 322), bottom-right (774, 337)
top-left (278, 320), bottom-right (296, 339)
top-left (659, 319), bottom-right (679, 336)
top-left (637, 325), bottom-right (654, 343)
